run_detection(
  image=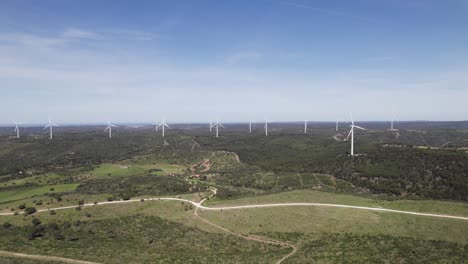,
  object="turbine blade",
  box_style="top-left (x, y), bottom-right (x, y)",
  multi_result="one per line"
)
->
top-left (104, 127), bottom-right (109, 132)
top-left (44, 124), bottom-right (50, 129)
top-left (346, 129), bottom-right (352, 140)
top-left (355, 125), bottom-right (366, 130)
